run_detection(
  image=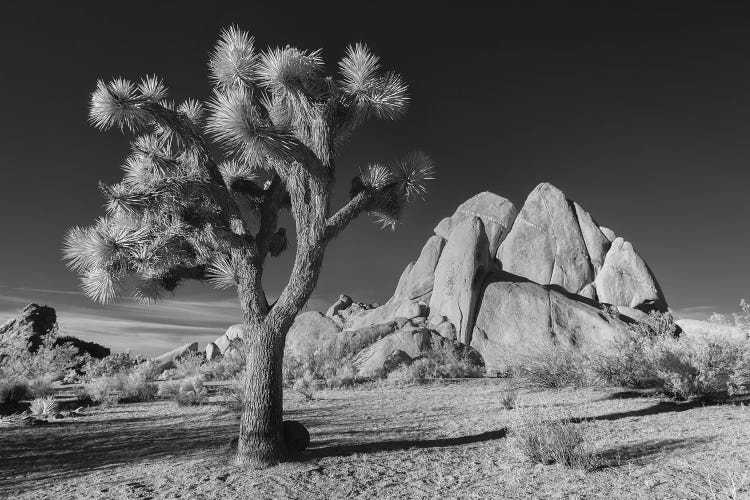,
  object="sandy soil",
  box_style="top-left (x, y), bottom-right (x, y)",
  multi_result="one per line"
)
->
top-left (1, 379), bottom-right (749, 499)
